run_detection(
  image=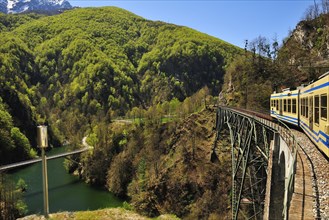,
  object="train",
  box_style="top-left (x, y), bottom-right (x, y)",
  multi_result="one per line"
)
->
top-left (270, 72), bottom-right (329, 158)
